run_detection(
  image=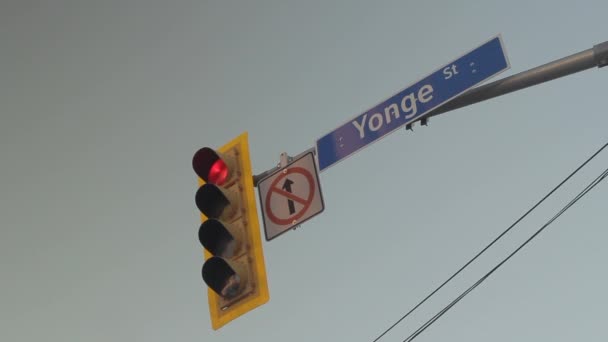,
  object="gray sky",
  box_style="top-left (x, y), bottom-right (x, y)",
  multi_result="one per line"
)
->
top-left (1, 1), bottom-right (607, 341)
